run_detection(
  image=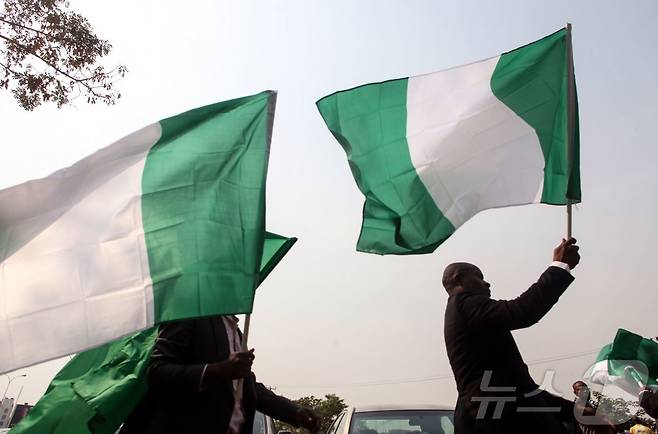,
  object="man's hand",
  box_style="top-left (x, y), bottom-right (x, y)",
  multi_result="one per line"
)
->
top-left (207, 349), bottom-right (255, 380)
top-left (295, 407), bottom-right (319, 433)
top-left (553, 238), bottom-right (580, 270)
